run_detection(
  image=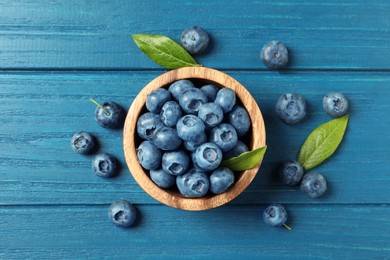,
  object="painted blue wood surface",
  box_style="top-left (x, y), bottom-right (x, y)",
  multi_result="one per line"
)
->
top-left (0, 0), bottom-right (389, 259)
